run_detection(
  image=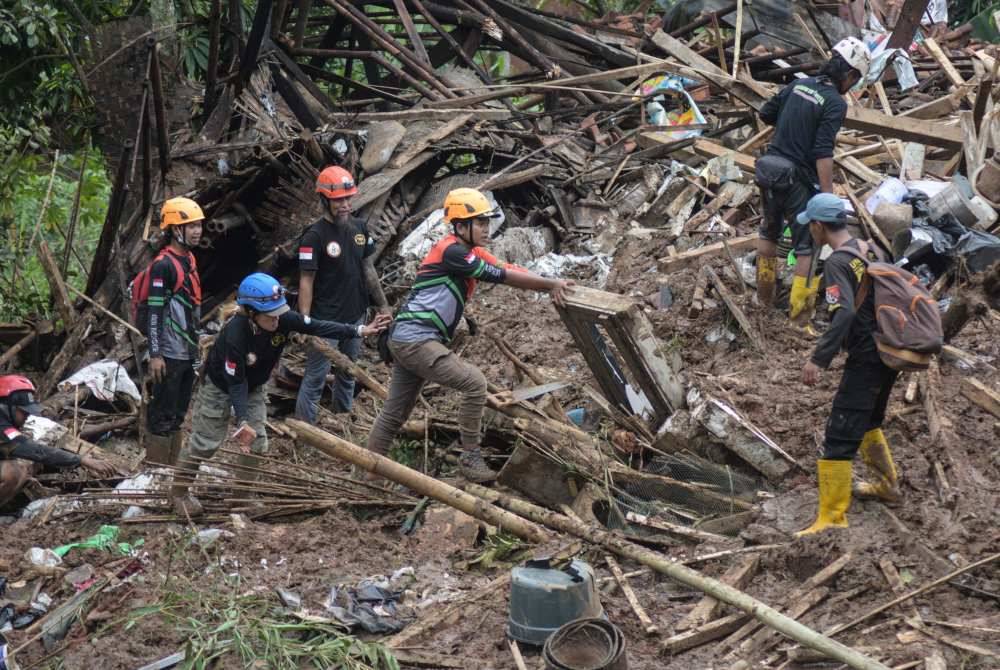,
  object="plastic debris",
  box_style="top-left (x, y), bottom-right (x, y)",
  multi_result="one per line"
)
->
top-left (58, 360), bottom-right (141, 402)
top-left (53, 525), bottom-right (141, 557)
top-left (192, 529), bottom-right (234, 548)
top-left (27, 548), bottom-right (63, 569)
